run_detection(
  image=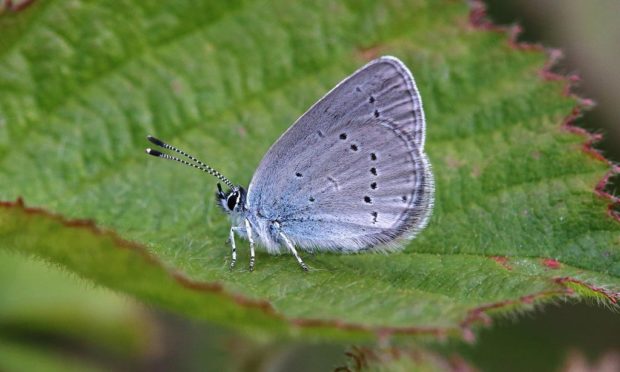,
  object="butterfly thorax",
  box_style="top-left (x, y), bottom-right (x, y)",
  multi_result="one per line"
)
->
top-left (216, 184), bottom-right (283, 253)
